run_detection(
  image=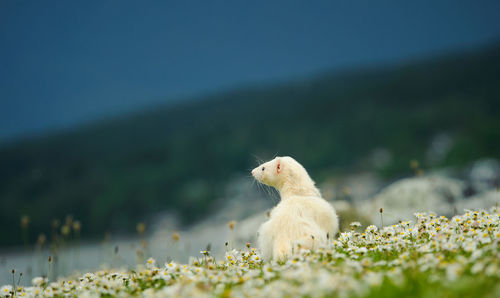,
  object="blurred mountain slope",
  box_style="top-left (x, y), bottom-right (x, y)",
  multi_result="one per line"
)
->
top-left (1, 43), bottom-right (499, 247)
